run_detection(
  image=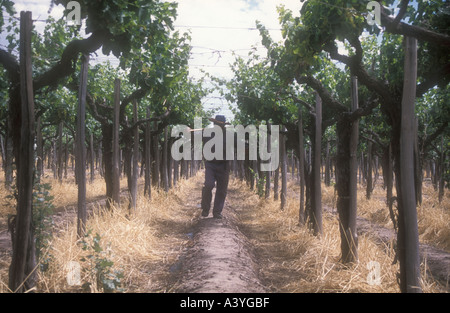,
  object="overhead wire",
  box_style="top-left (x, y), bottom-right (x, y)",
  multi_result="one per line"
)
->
top-left (173, 24), bottom-right (282, 31)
